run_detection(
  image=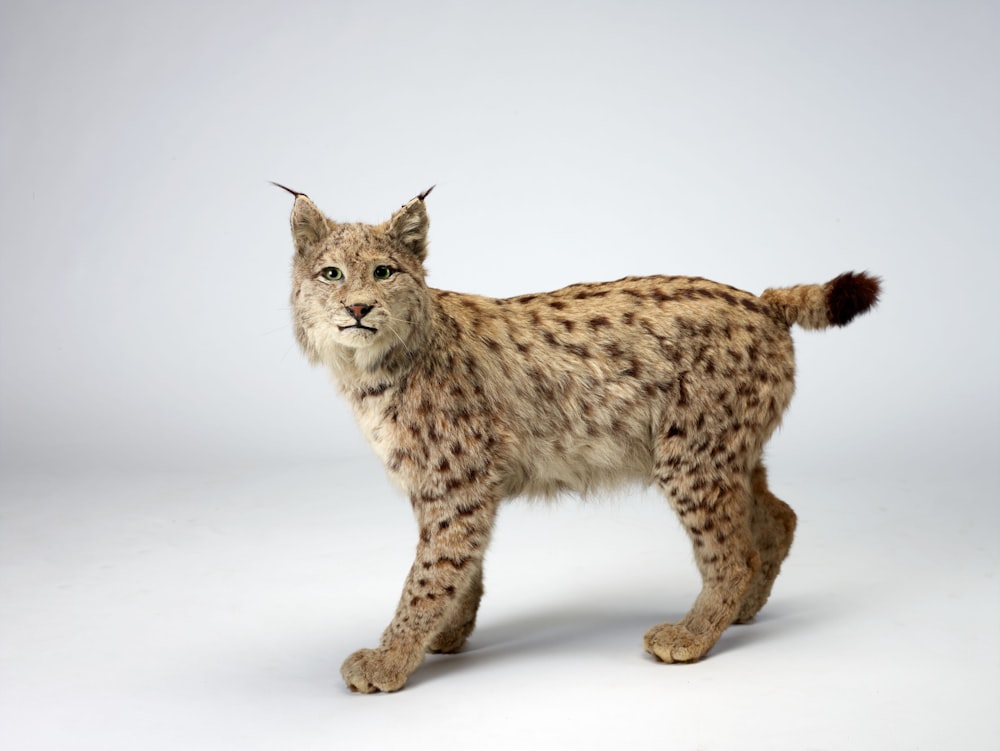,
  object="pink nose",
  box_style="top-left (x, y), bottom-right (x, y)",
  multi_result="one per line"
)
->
top-left (347, 304), bottom-right (373, 320)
